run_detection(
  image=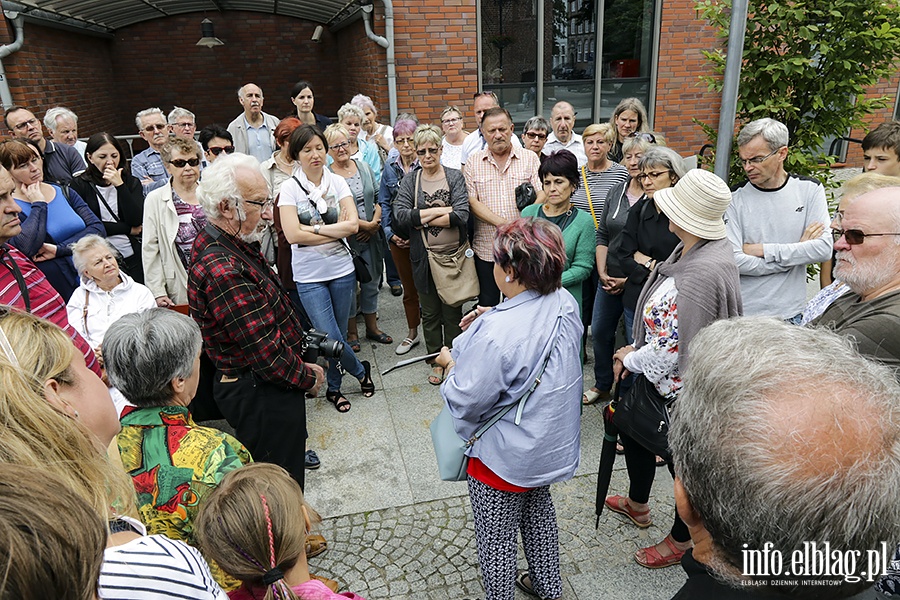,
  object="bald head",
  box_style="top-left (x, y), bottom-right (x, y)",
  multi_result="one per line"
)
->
top-left (550, 102), bottom-right (576, 143)
top-left (238, 83), bottom-right (264, 120)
